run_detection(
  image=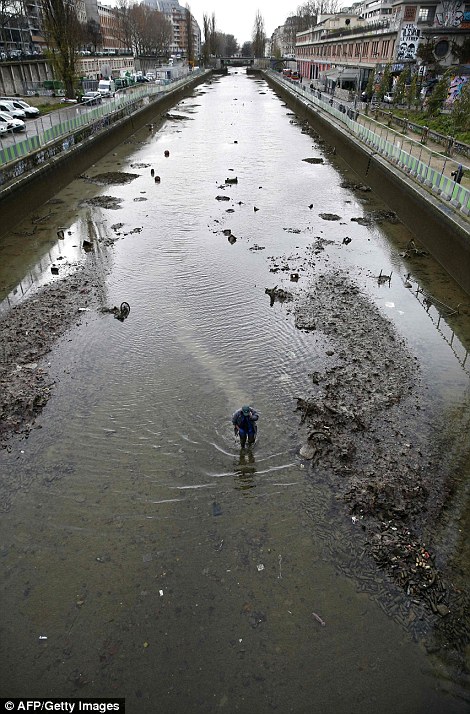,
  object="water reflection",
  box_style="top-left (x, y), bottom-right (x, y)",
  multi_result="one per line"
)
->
top-left (234, 448), bottom-right (257, 492)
